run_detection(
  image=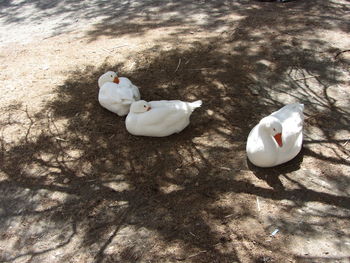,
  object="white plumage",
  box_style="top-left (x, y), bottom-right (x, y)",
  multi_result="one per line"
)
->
top-left (98, 71), bottom-right (141, 116)
top-left (246, 103), bottom-right (304, 167)
top-left (126, 100), bottom-right (202, 137)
